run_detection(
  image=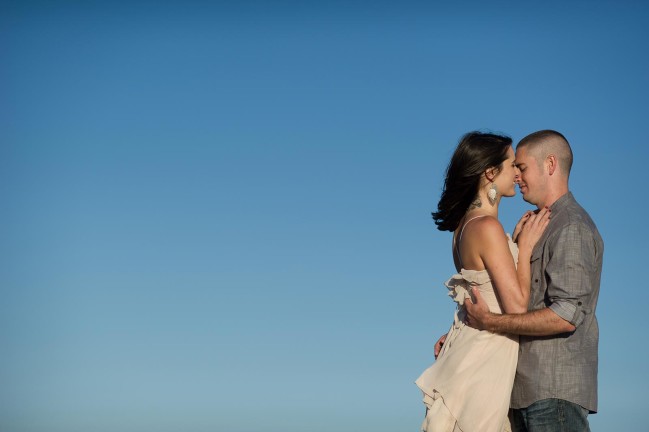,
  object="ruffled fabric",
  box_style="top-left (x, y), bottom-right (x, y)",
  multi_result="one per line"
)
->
top-left (445, 269), bottom-right (492, 330)
top-left (445, 270), bottom-right (491, 306)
